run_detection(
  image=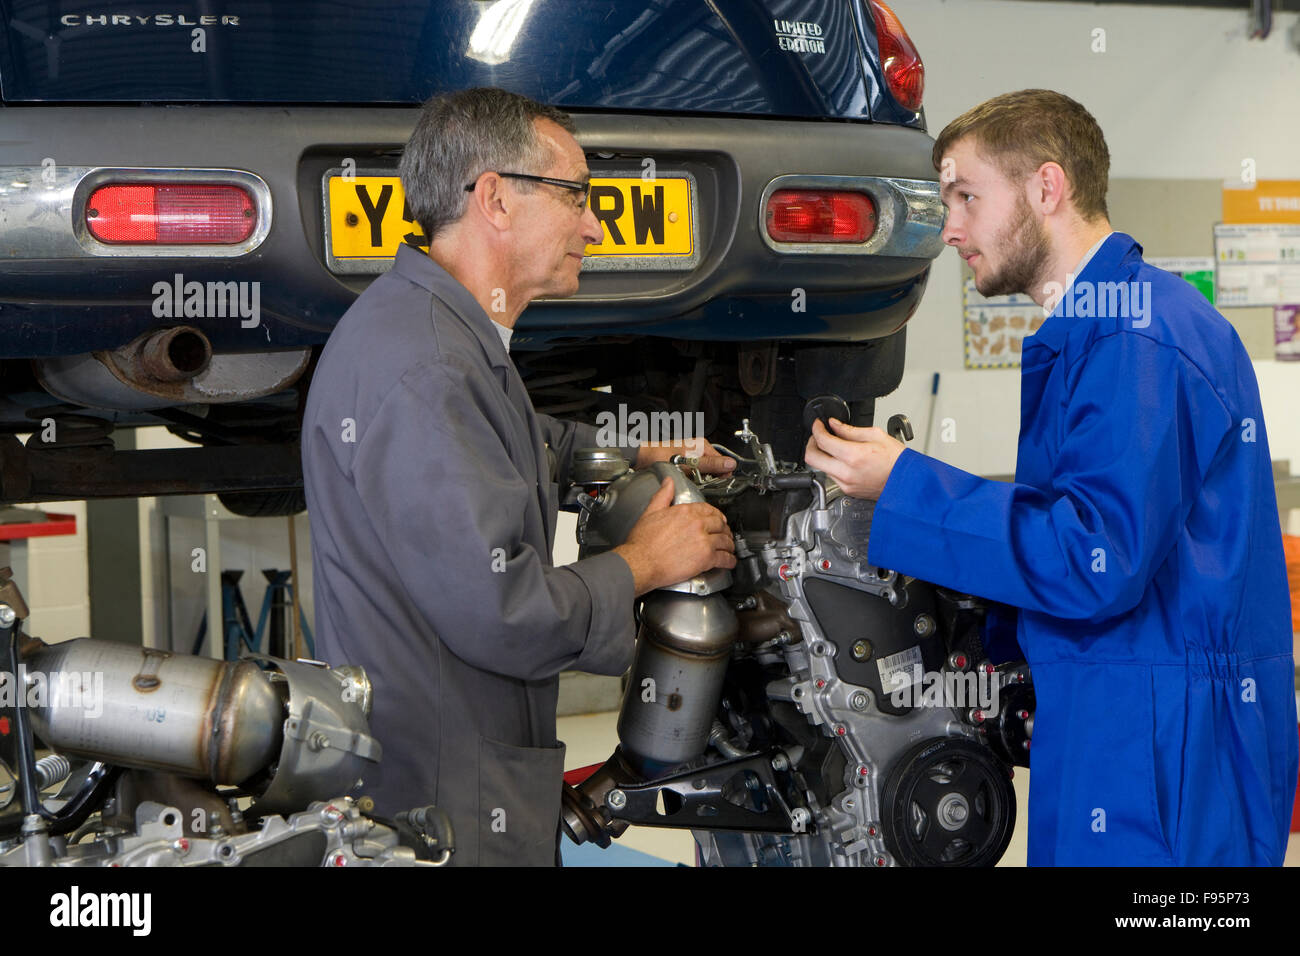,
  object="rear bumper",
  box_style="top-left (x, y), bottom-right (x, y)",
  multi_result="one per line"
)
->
top-left (0, 106), bottom-right (941, 357)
